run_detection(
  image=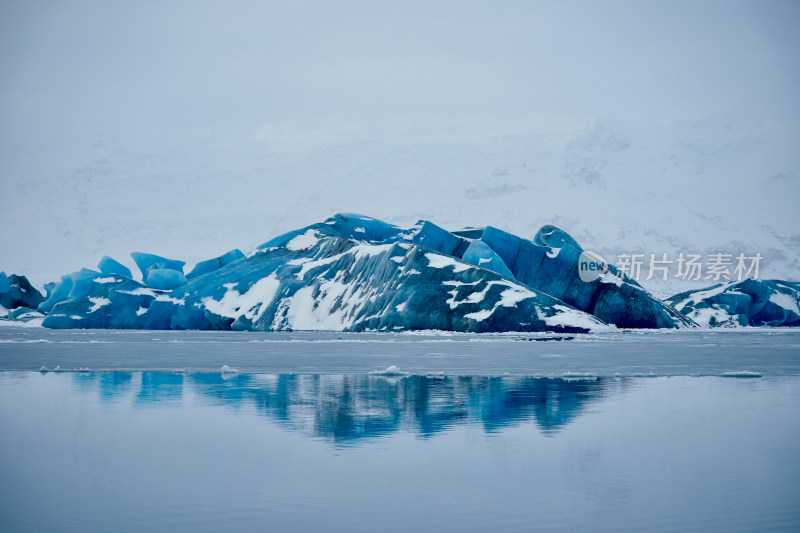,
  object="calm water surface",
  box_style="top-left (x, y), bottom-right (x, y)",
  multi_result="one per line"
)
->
top-left (1, 329), bottom-right (799, 532)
